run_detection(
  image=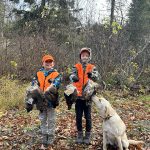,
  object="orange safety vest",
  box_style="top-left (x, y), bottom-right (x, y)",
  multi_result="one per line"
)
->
top-left (73, 63), bottom-right (94, 96)
top-left (37, 70), bottom-right (59, 92)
